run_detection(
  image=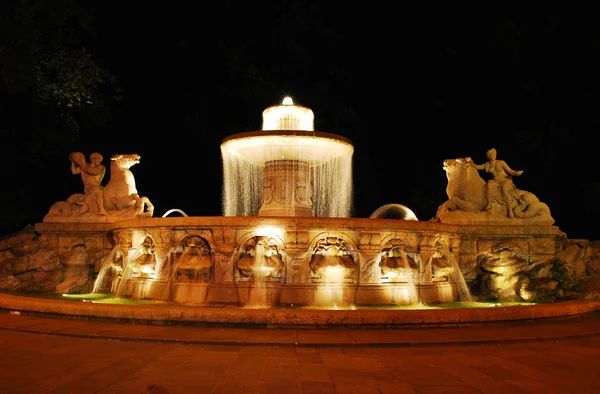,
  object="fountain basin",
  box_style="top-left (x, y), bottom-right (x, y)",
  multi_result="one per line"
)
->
top-left (35, 215), bottom-right (562, 309)
top-left (220, 130), bottom-right (353, 166)
top-left (1, 292), bottom-right (598, 329)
